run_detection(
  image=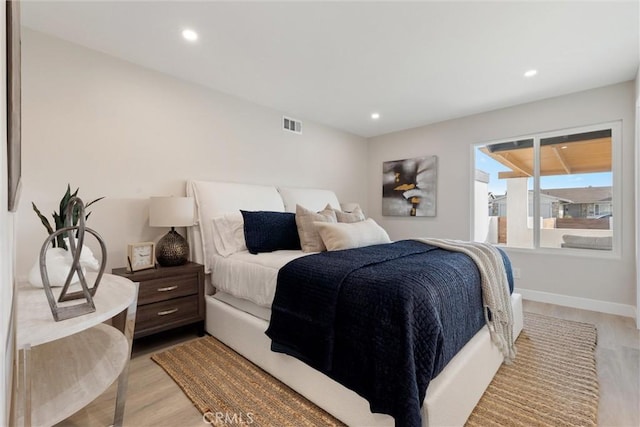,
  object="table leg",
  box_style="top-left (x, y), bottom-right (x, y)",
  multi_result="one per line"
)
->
top-left (112, 282), bottom-right (138, 427)
top-left (22, 344), bottom-right (31, 427)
